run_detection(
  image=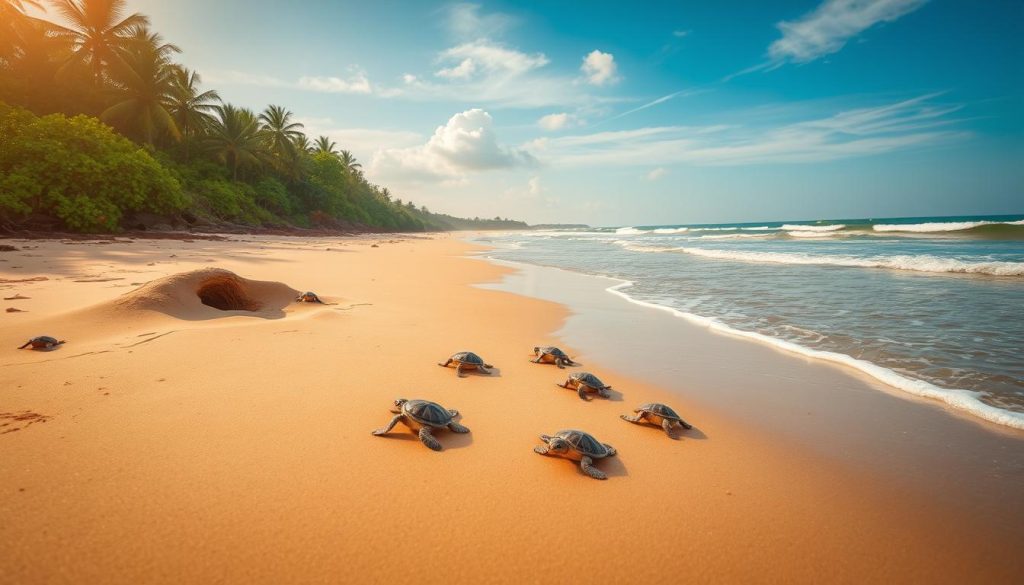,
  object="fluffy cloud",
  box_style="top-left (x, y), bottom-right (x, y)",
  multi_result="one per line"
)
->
top-left (371, 109), bottom-right (536, 182)
top-left (537, 112), bottom-right (580, 131)
top-left (769, 0), bottom-right (929, 64)
top-left (436, 40), bottom-right (549, 79)
top-left (581, 50), bottom-right (619, 86)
